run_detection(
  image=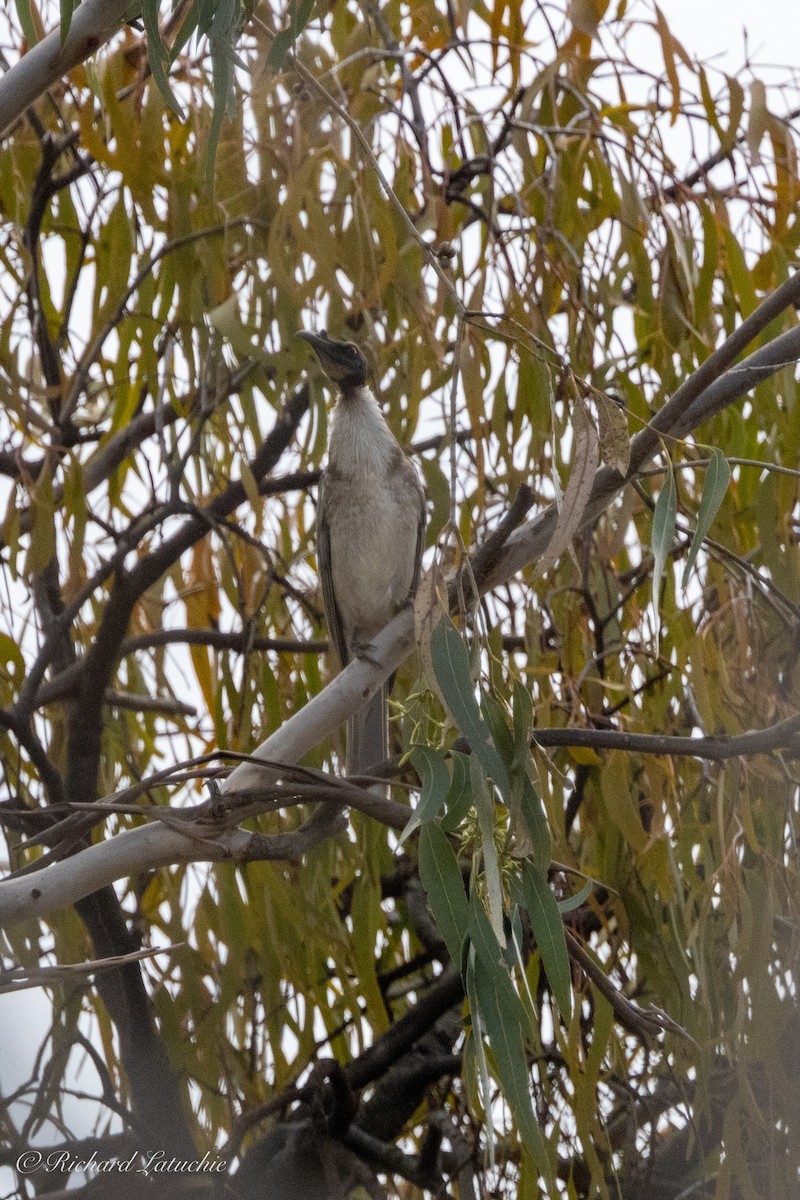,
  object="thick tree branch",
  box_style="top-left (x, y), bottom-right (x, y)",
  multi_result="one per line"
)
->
top-left (0, 0), bottom-right (135, 137)
top-left (62, 384), bottom-right (309, 809)
top-left (19, 385), bottom-right (308, 1157)
top-left (0, 809), bottom-right (339, 927)
top-left (482, 275), bottom-right (800, 592)
top-left (345, 968), bottom-right (463, 1091)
